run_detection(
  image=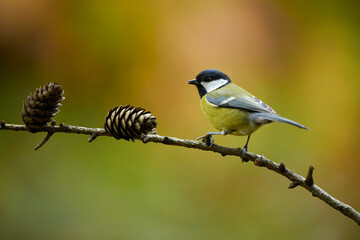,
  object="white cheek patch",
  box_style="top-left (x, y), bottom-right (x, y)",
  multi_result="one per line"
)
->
top-left (201, 79), bottom-right (228, 93)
